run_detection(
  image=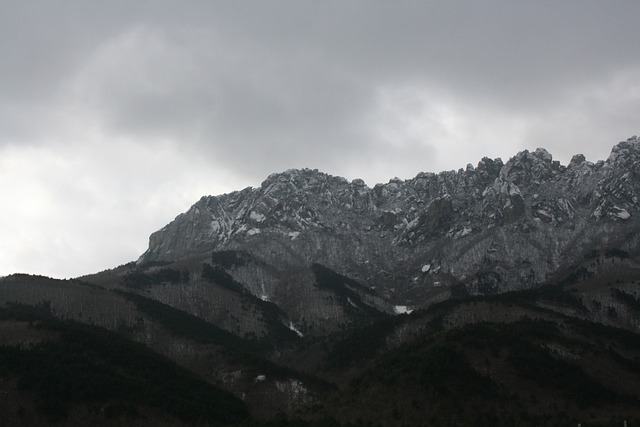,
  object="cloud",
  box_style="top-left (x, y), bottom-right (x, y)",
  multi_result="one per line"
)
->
top-left (0, 137), bottom-right (246, 278)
